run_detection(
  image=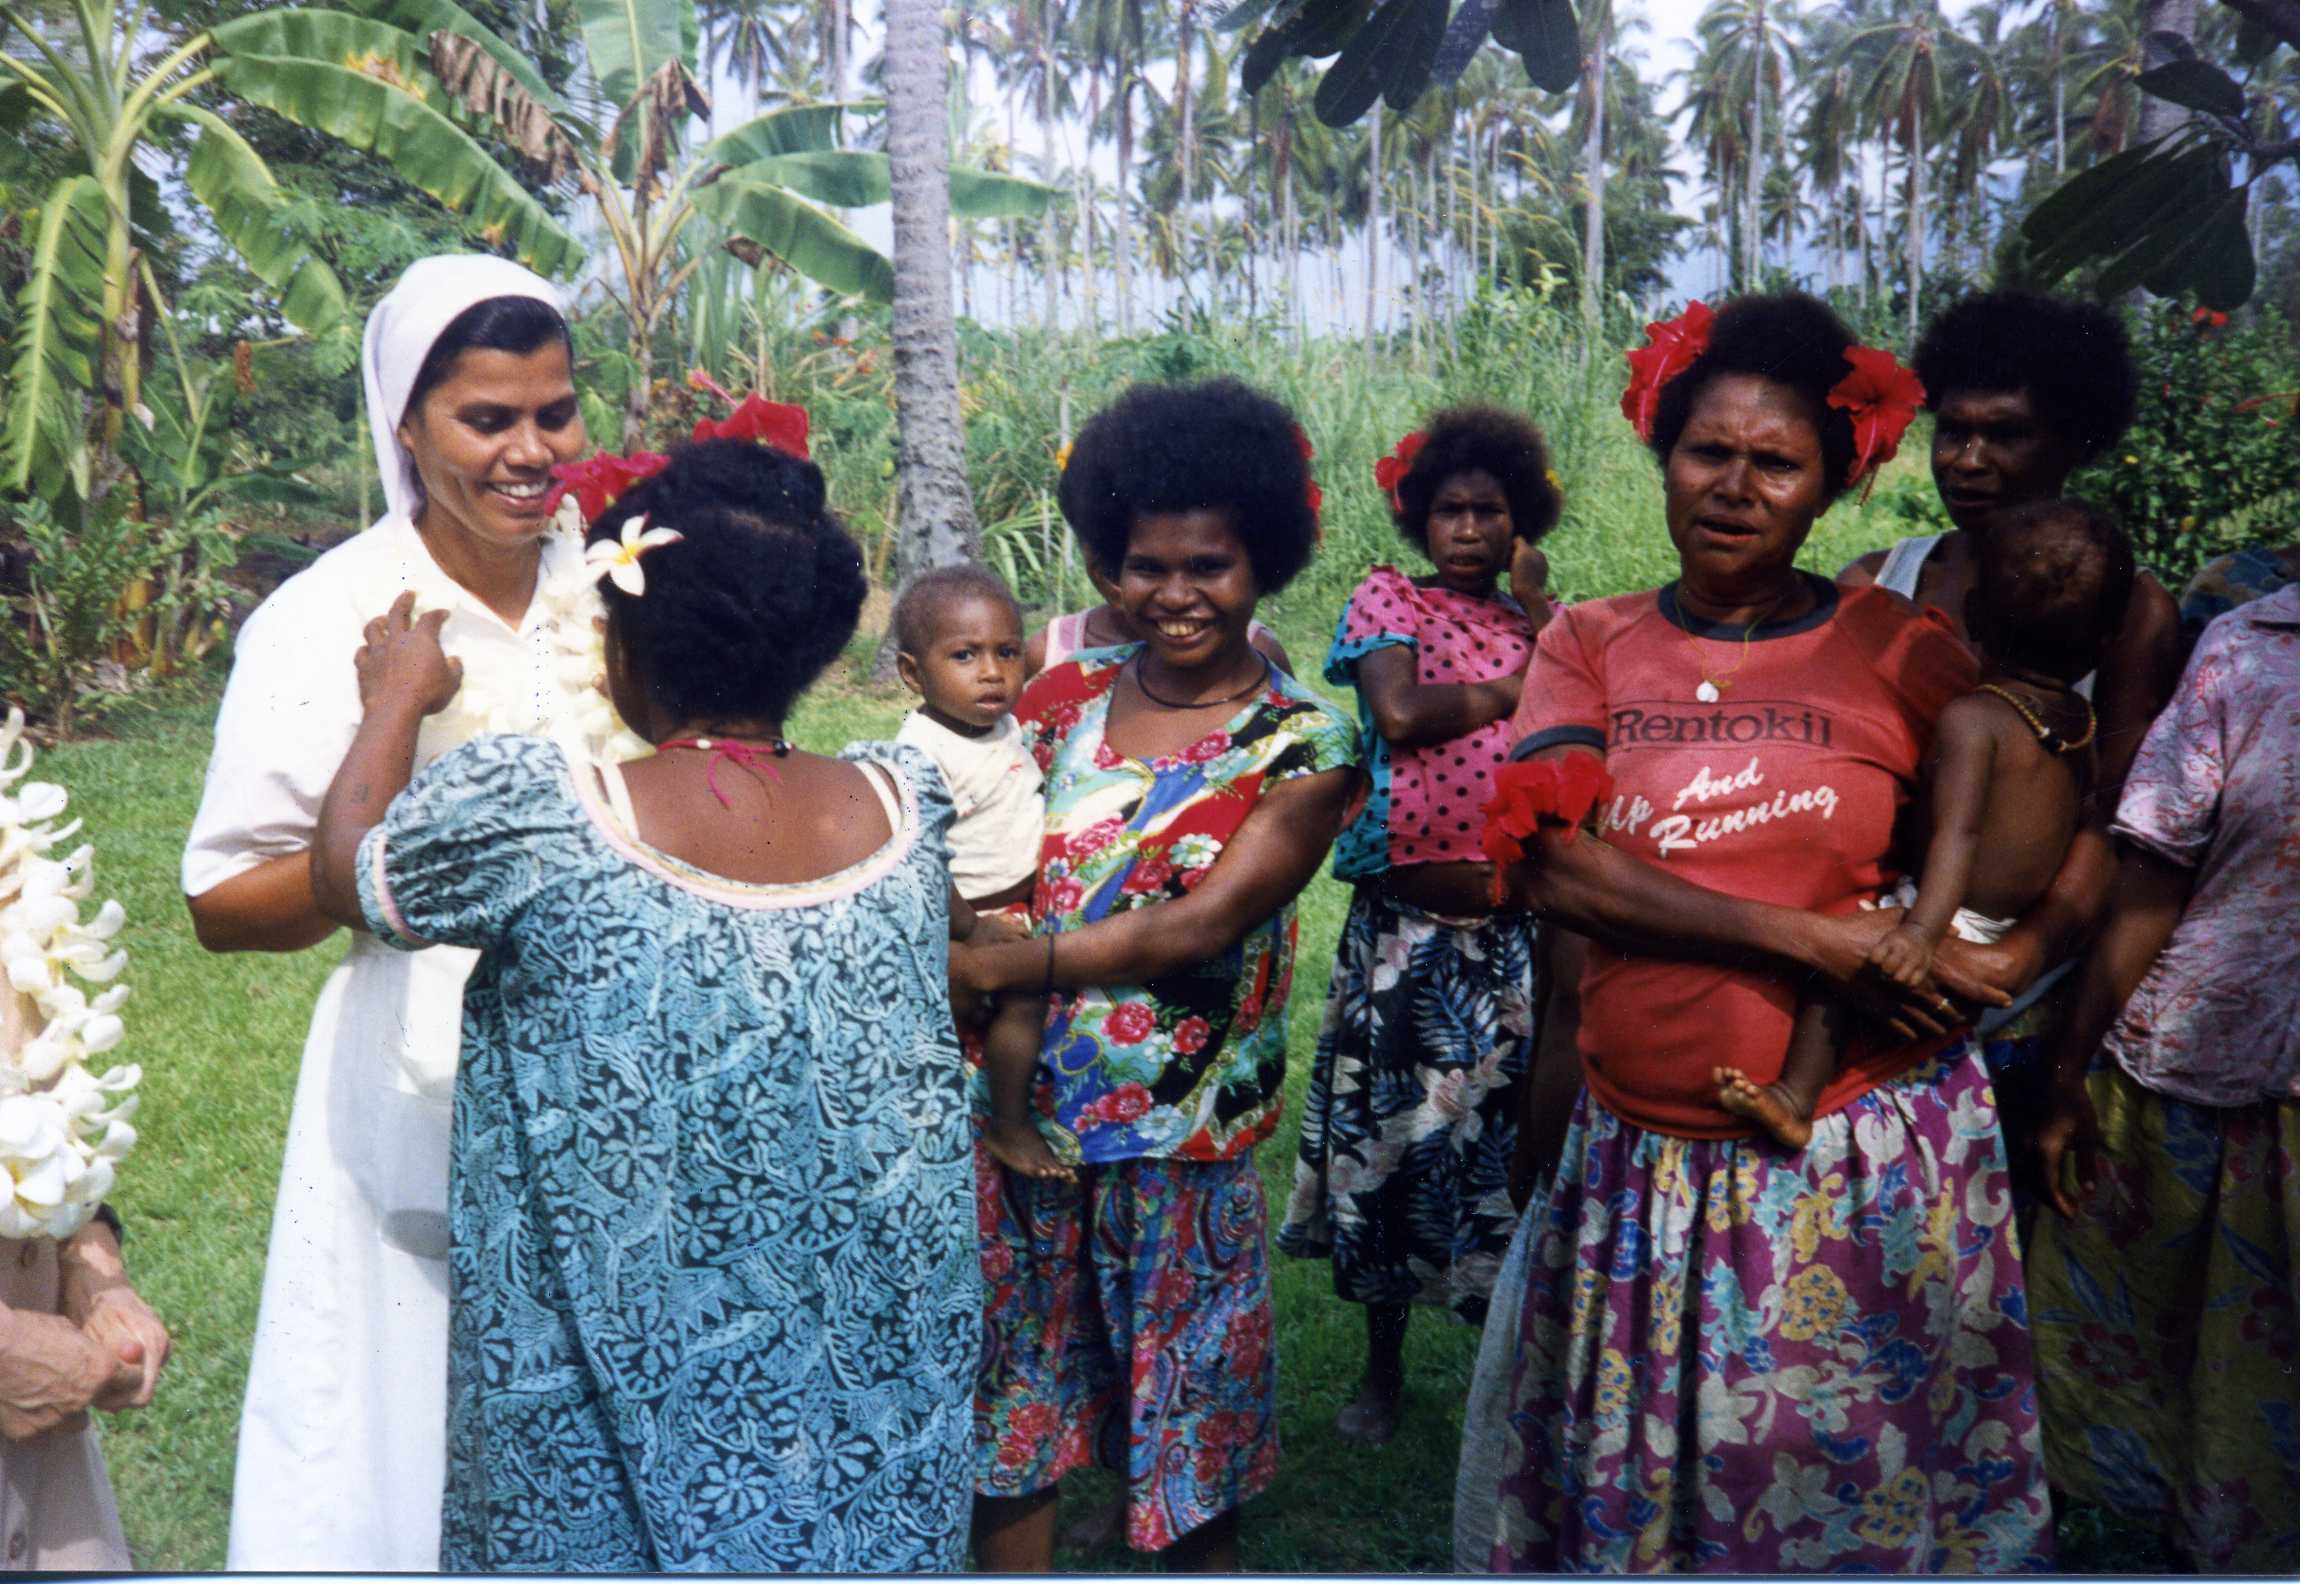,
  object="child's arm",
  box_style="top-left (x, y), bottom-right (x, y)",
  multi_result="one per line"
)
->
top-left (1870, 696), bottom-right (1999, 989)
top-left (311, 594), bottom-right (463, 928)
